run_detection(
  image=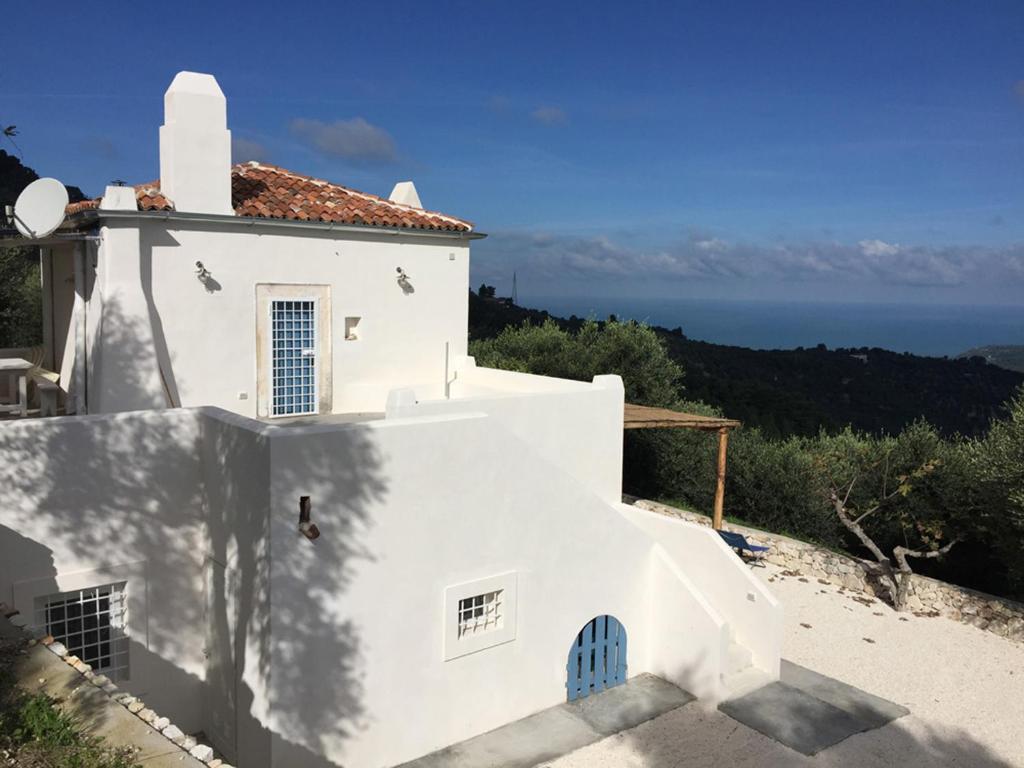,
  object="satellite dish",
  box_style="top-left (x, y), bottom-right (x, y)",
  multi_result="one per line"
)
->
top-left (13, 178), bottom-right (69, 239)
